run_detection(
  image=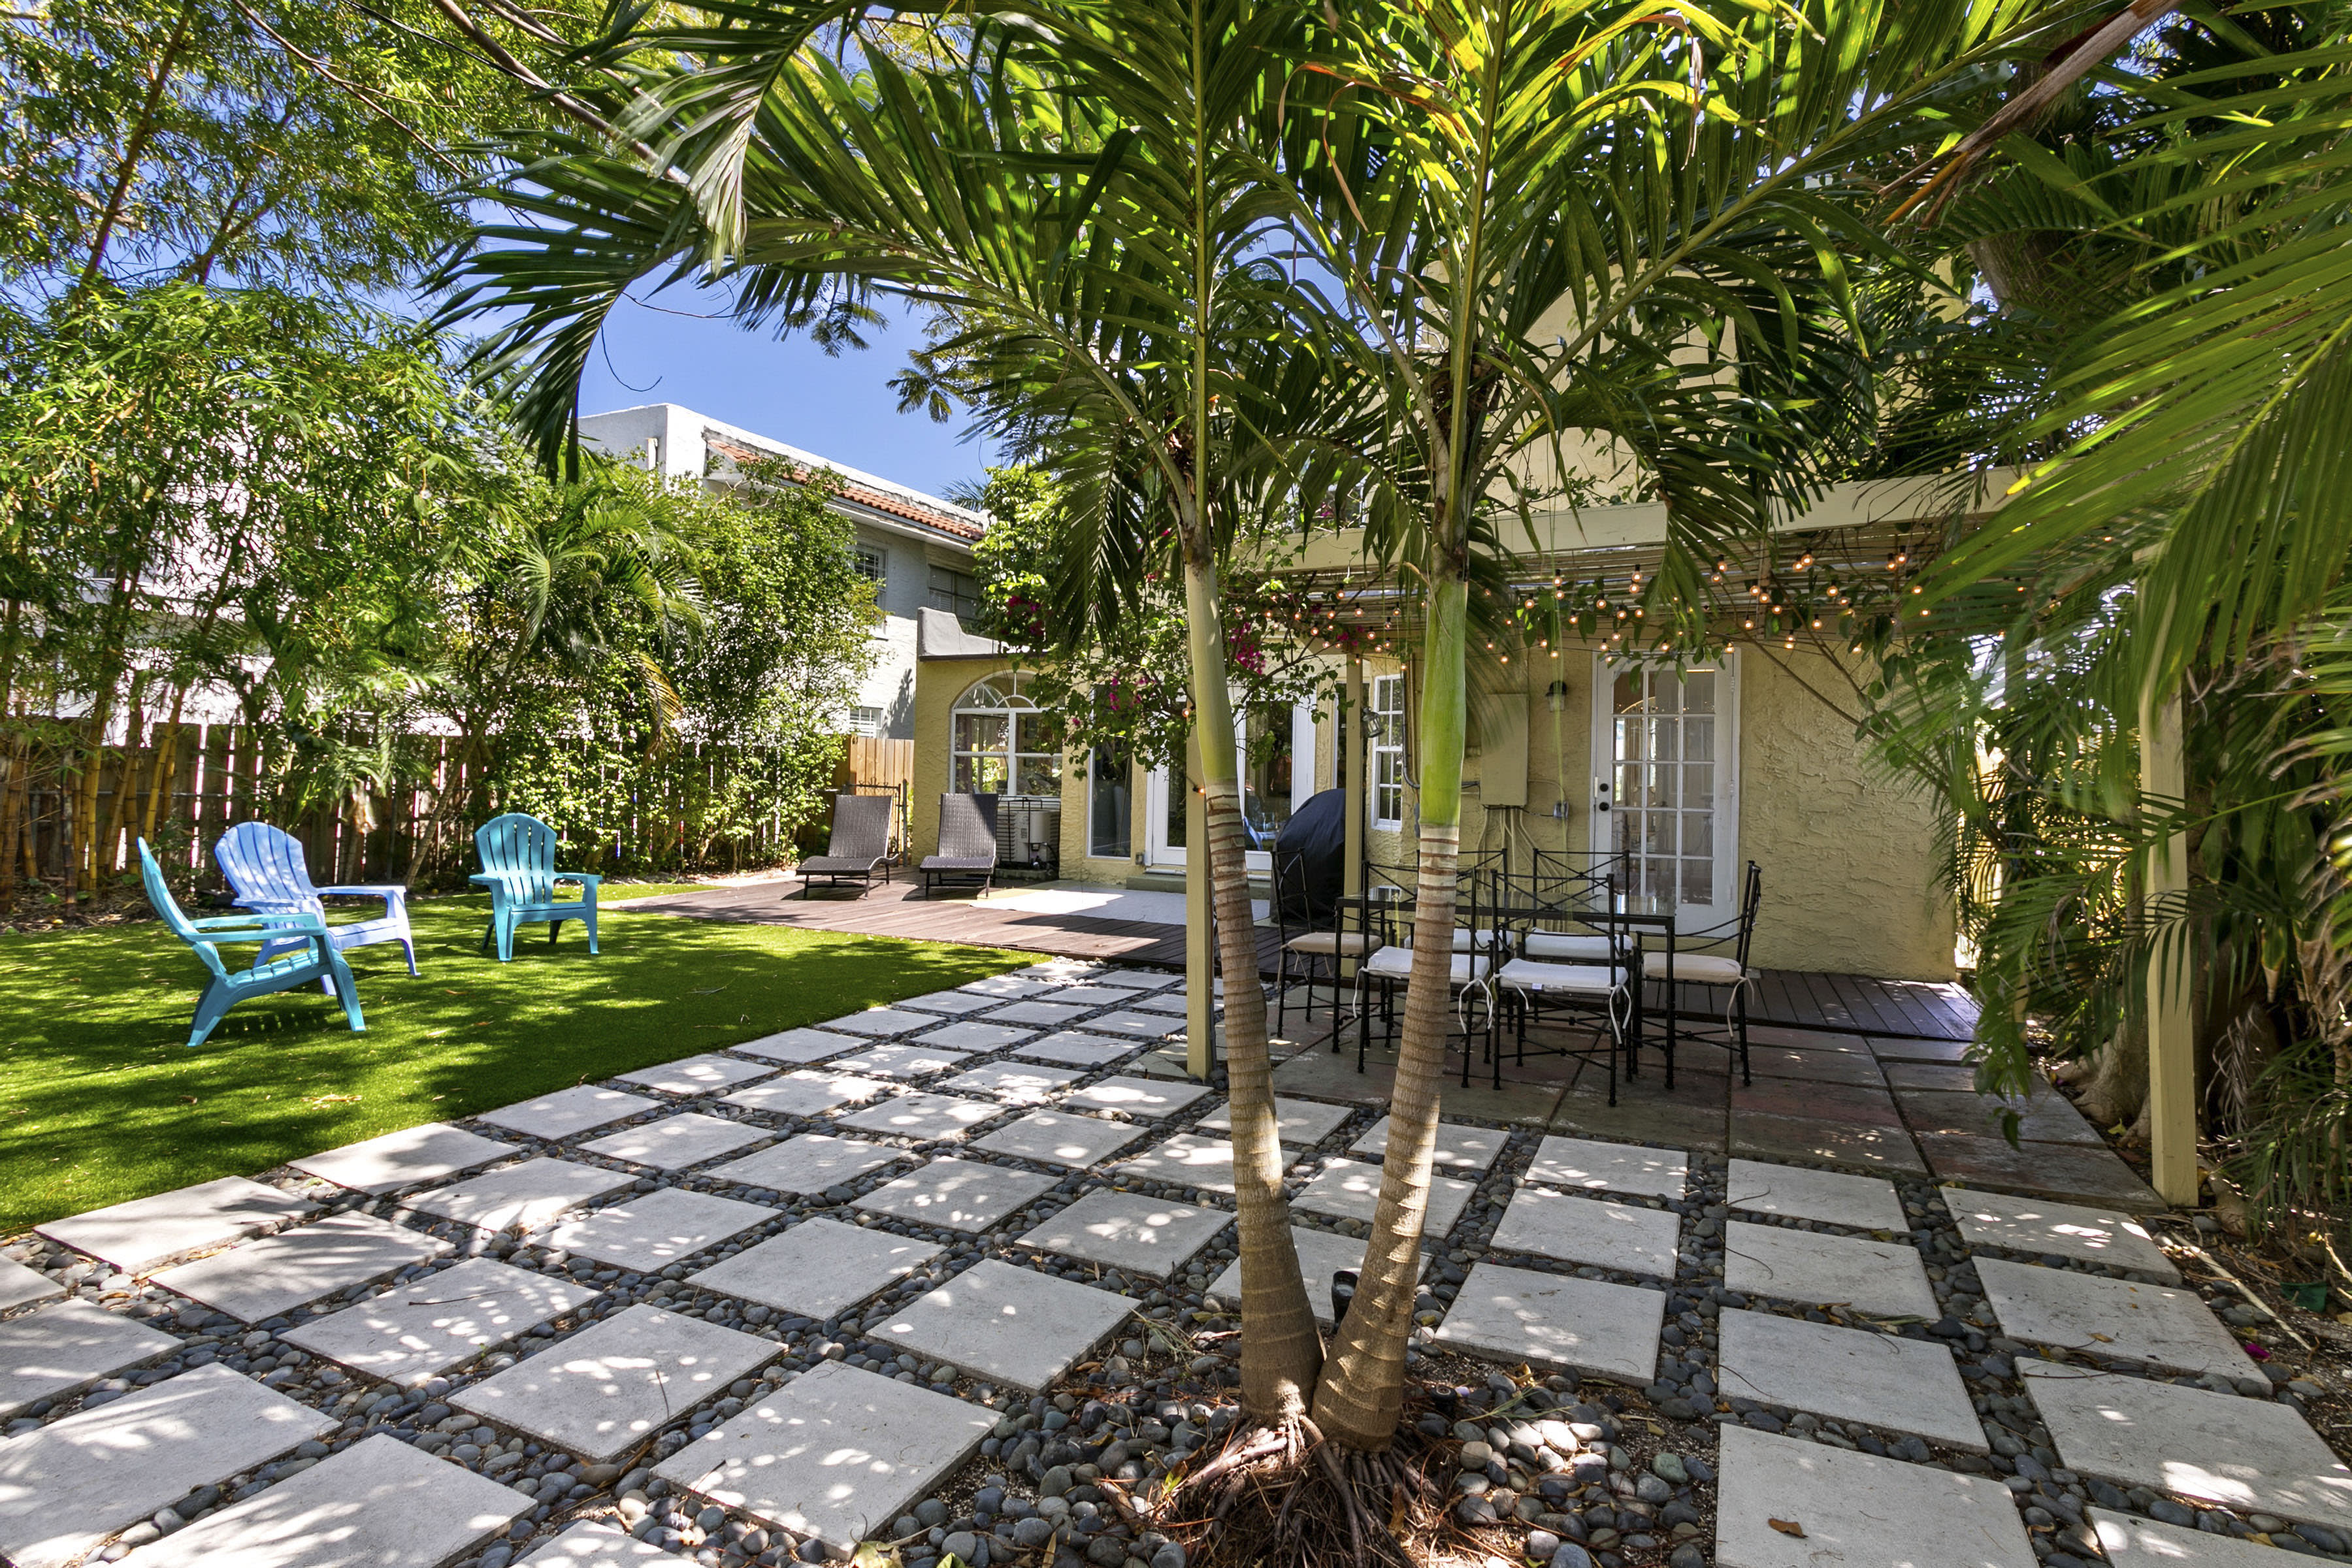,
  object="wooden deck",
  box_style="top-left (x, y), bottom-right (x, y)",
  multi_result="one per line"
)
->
top-left (620, 876), bottom-right (1979, 1041)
